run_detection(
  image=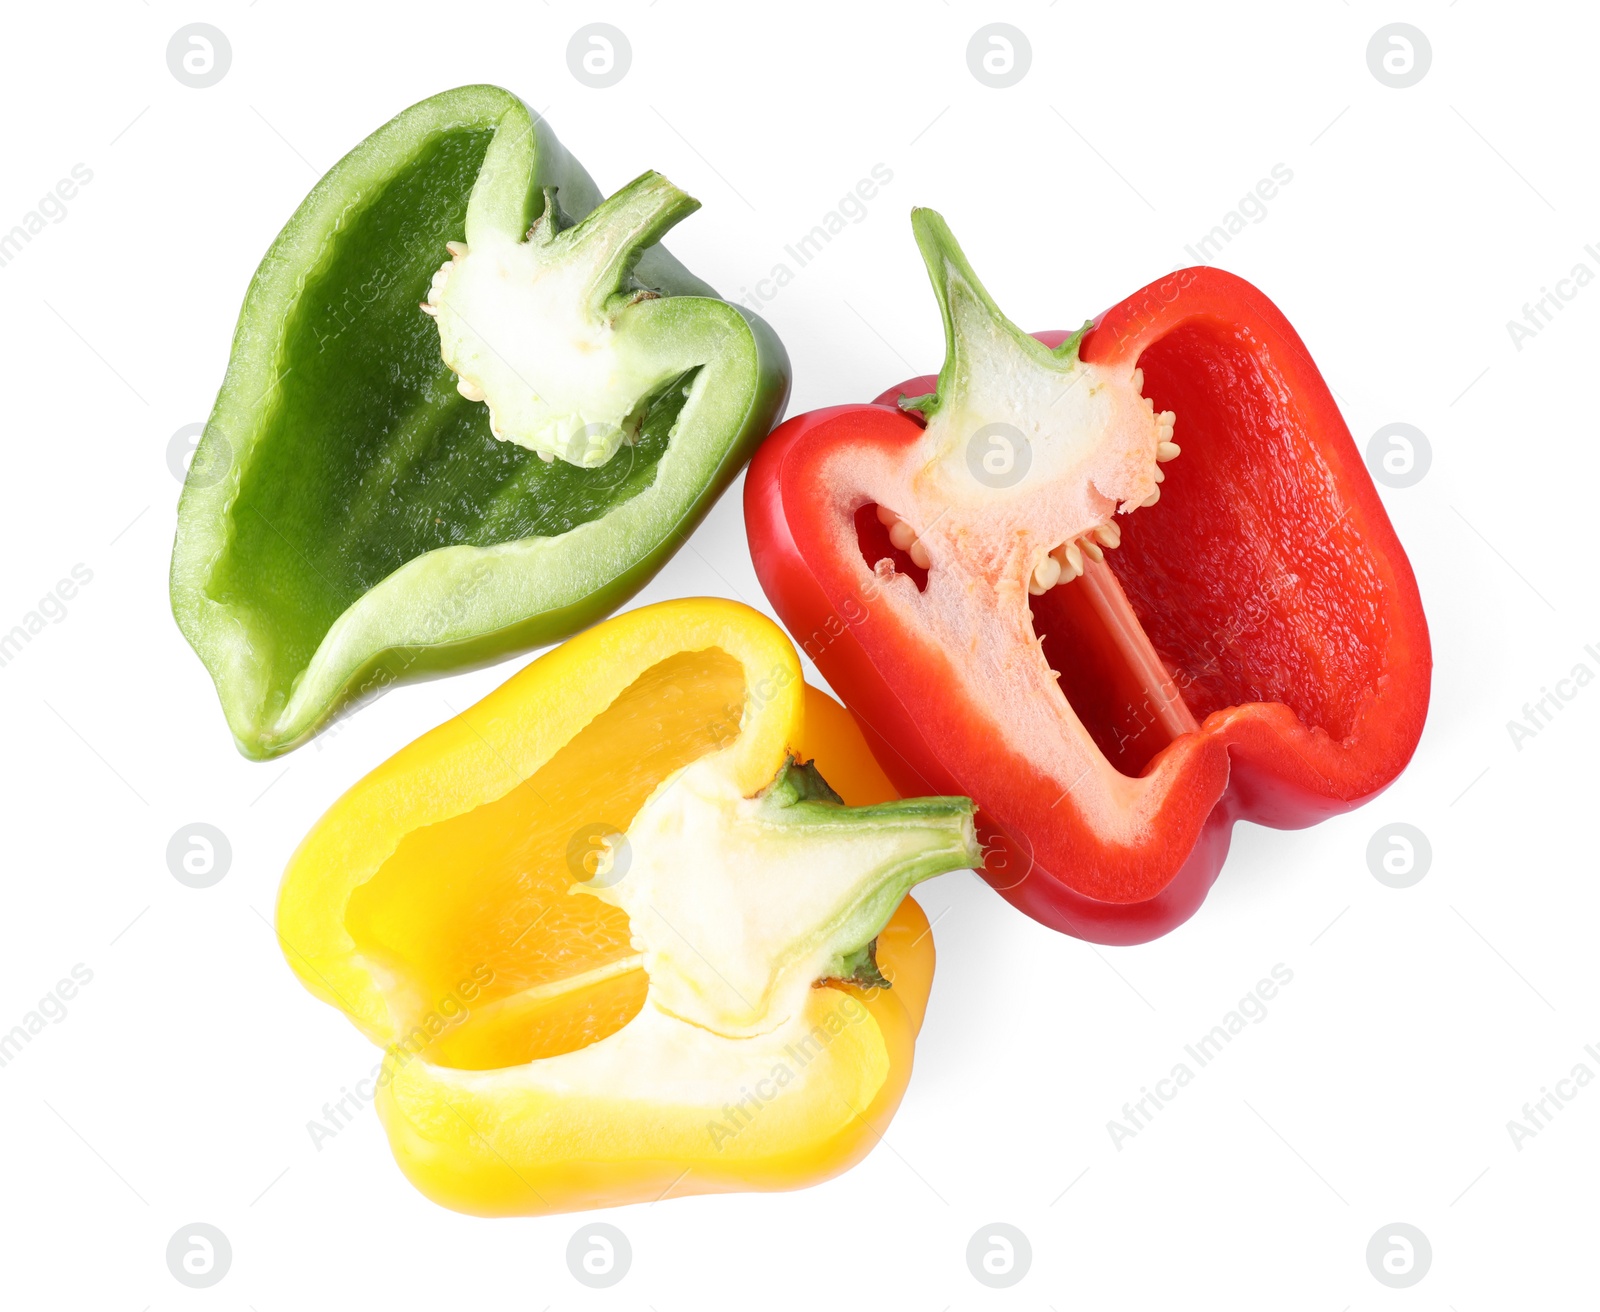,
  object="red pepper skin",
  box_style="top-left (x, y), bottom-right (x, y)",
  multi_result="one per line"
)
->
top-left (746, 267), bottom-right (1430, 944)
